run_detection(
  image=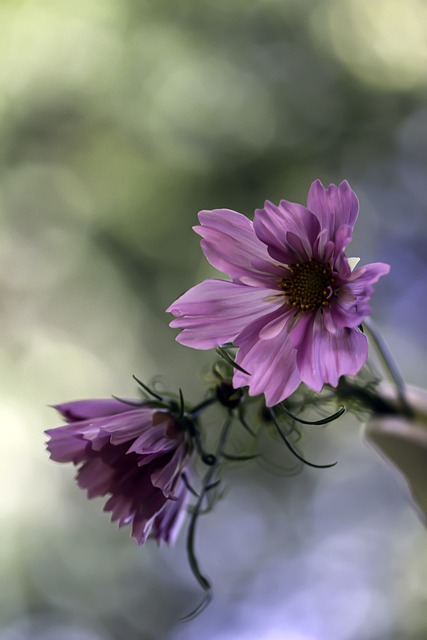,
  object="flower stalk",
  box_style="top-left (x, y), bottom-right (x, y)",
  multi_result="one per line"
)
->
top-left (183, 414), bottom-right (233, 620)
top-left (363, 317), bottom-right (412, 417)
